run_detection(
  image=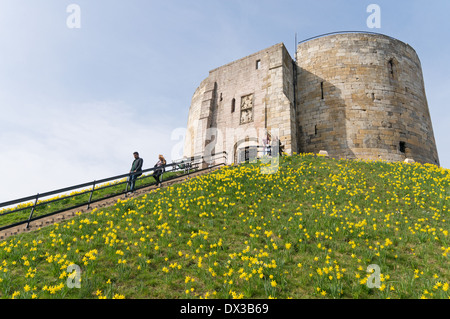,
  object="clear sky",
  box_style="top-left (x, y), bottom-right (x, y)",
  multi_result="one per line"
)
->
top-left (0, 0), bottom-right (449, 202)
